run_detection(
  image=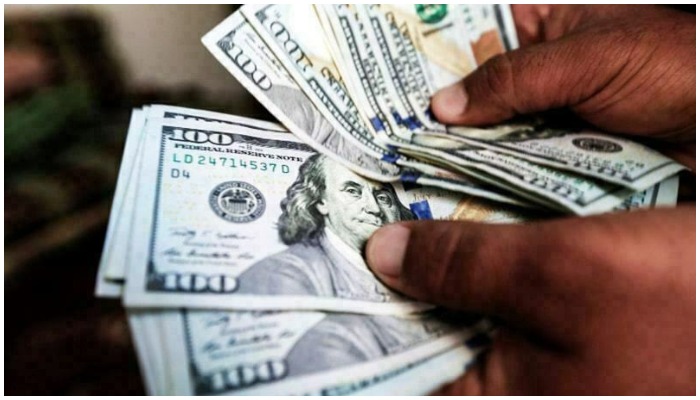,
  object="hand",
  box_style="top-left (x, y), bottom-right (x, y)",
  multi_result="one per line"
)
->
top-left (365, 206), bottom-right (695, 395)
top-left (431, 5), bottom-right (695, 168)
top-left (365, 5), bottom-right (696, 394)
